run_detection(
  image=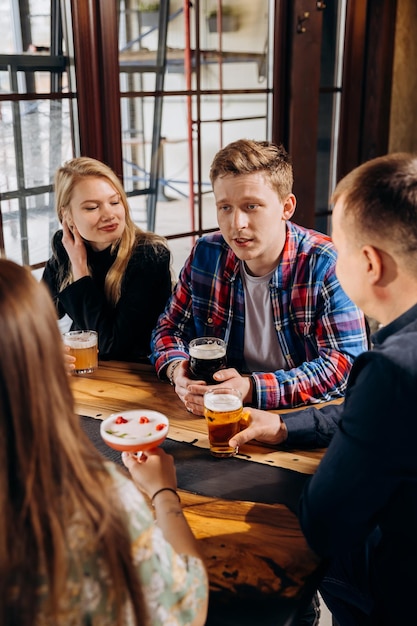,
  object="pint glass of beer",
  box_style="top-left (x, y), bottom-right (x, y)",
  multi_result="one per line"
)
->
top-left (63, 330), bottom-right (98, 374)
top-left (203, 387), bottom-right (242, 458)
top-left (189, 337), bottom-right (226, 384)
